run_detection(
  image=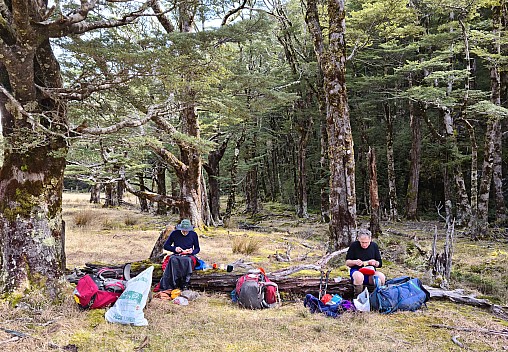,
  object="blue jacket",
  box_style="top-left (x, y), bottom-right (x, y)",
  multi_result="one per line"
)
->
top-left (163, 230), bottom-right (200, 255)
